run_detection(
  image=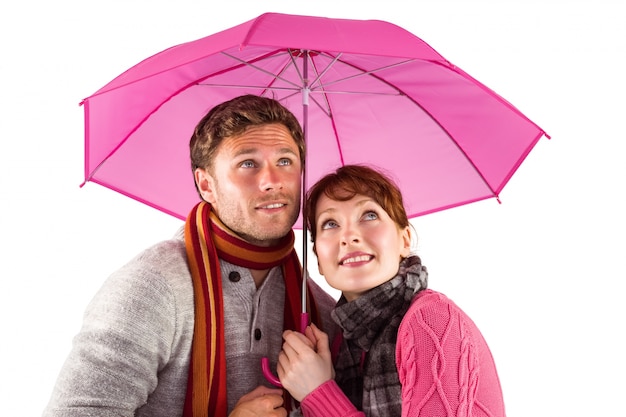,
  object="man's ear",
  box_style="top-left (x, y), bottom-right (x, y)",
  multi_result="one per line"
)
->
top-left (195, 168), bottom-right (216, 204)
